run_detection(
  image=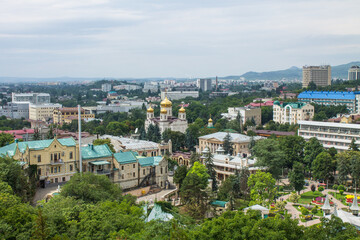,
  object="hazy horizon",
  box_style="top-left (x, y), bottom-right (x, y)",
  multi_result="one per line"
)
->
top-left (1, 0), bottom-right (360, 79)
